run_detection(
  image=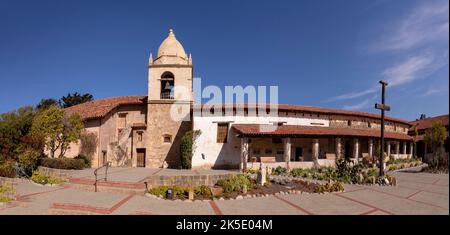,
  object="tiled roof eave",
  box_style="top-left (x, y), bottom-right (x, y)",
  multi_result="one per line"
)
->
top-left (232, 124), bottom-right (413, 141)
